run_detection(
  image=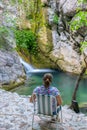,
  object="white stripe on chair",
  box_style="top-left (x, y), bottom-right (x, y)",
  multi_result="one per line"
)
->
top-left (36, 94), bottom-right (56, 116)
top-left (44, 95), bottom-right (48, 115)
